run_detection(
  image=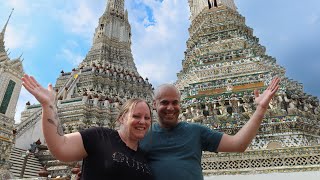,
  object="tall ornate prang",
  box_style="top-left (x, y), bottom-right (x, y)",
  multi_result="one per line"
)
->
top-left (177, 0), bottom-right (320, 176)
top-left (0, 9), bottom-right (24, 178)
top-left (0, 9), bottom-right (13, 53)
top-left (14, 0), bottom-right (153, 178)
top-left (189, 0), bottom-right (237, 21)
top-left (81, 0), bottom-right (137, 74)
